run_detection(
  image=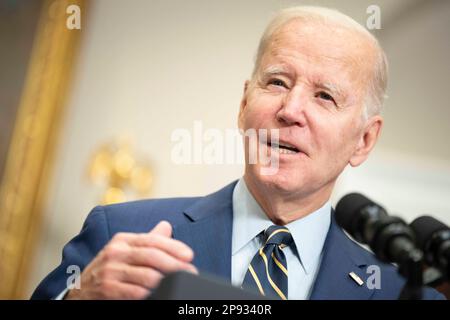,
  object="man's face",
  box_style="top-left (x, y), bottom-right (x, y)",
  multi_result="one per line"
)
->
top-left (239, 20), bottom-right (380, 200)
